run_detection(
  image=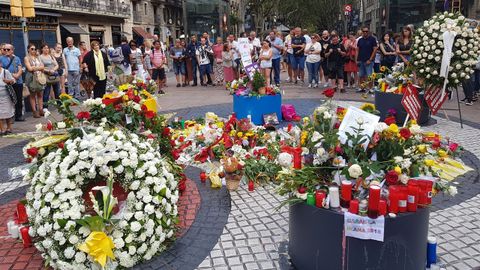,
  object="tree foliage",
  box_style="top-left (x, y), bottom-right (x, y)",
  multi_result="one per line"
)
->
top-left (278, 0), bottom-right (343, 31)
